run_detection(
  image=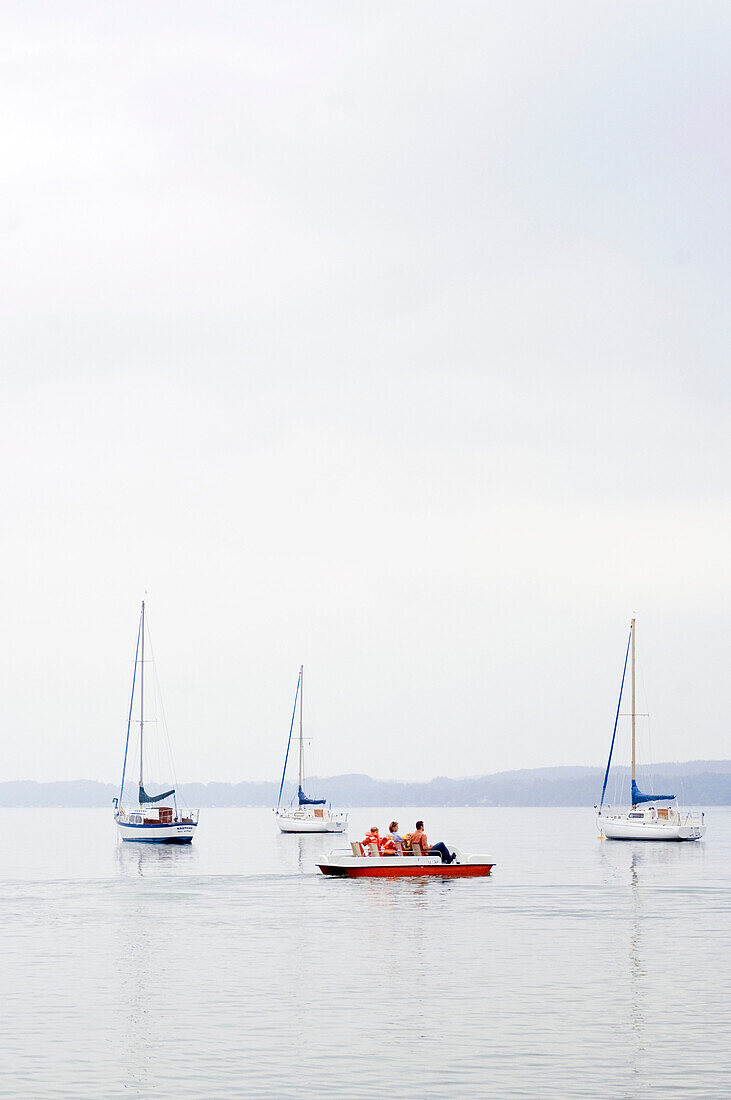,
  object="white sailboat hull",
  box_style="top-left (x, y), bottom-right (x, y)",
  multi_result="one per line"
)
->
top-left (276, 810), bottom-right (347, 833)
top-left (598, 813), bottom-right (705, 841)
top-left (116, 821), bottom-right (198, 843)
